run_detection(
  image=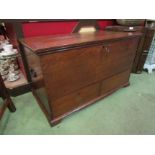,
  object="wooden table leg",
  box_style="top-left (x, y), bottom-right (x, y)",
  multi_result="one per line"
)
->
top-left (7, 98), bottom-right (16, 112)
top-left (0, 75), bottom-right (16, 120)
